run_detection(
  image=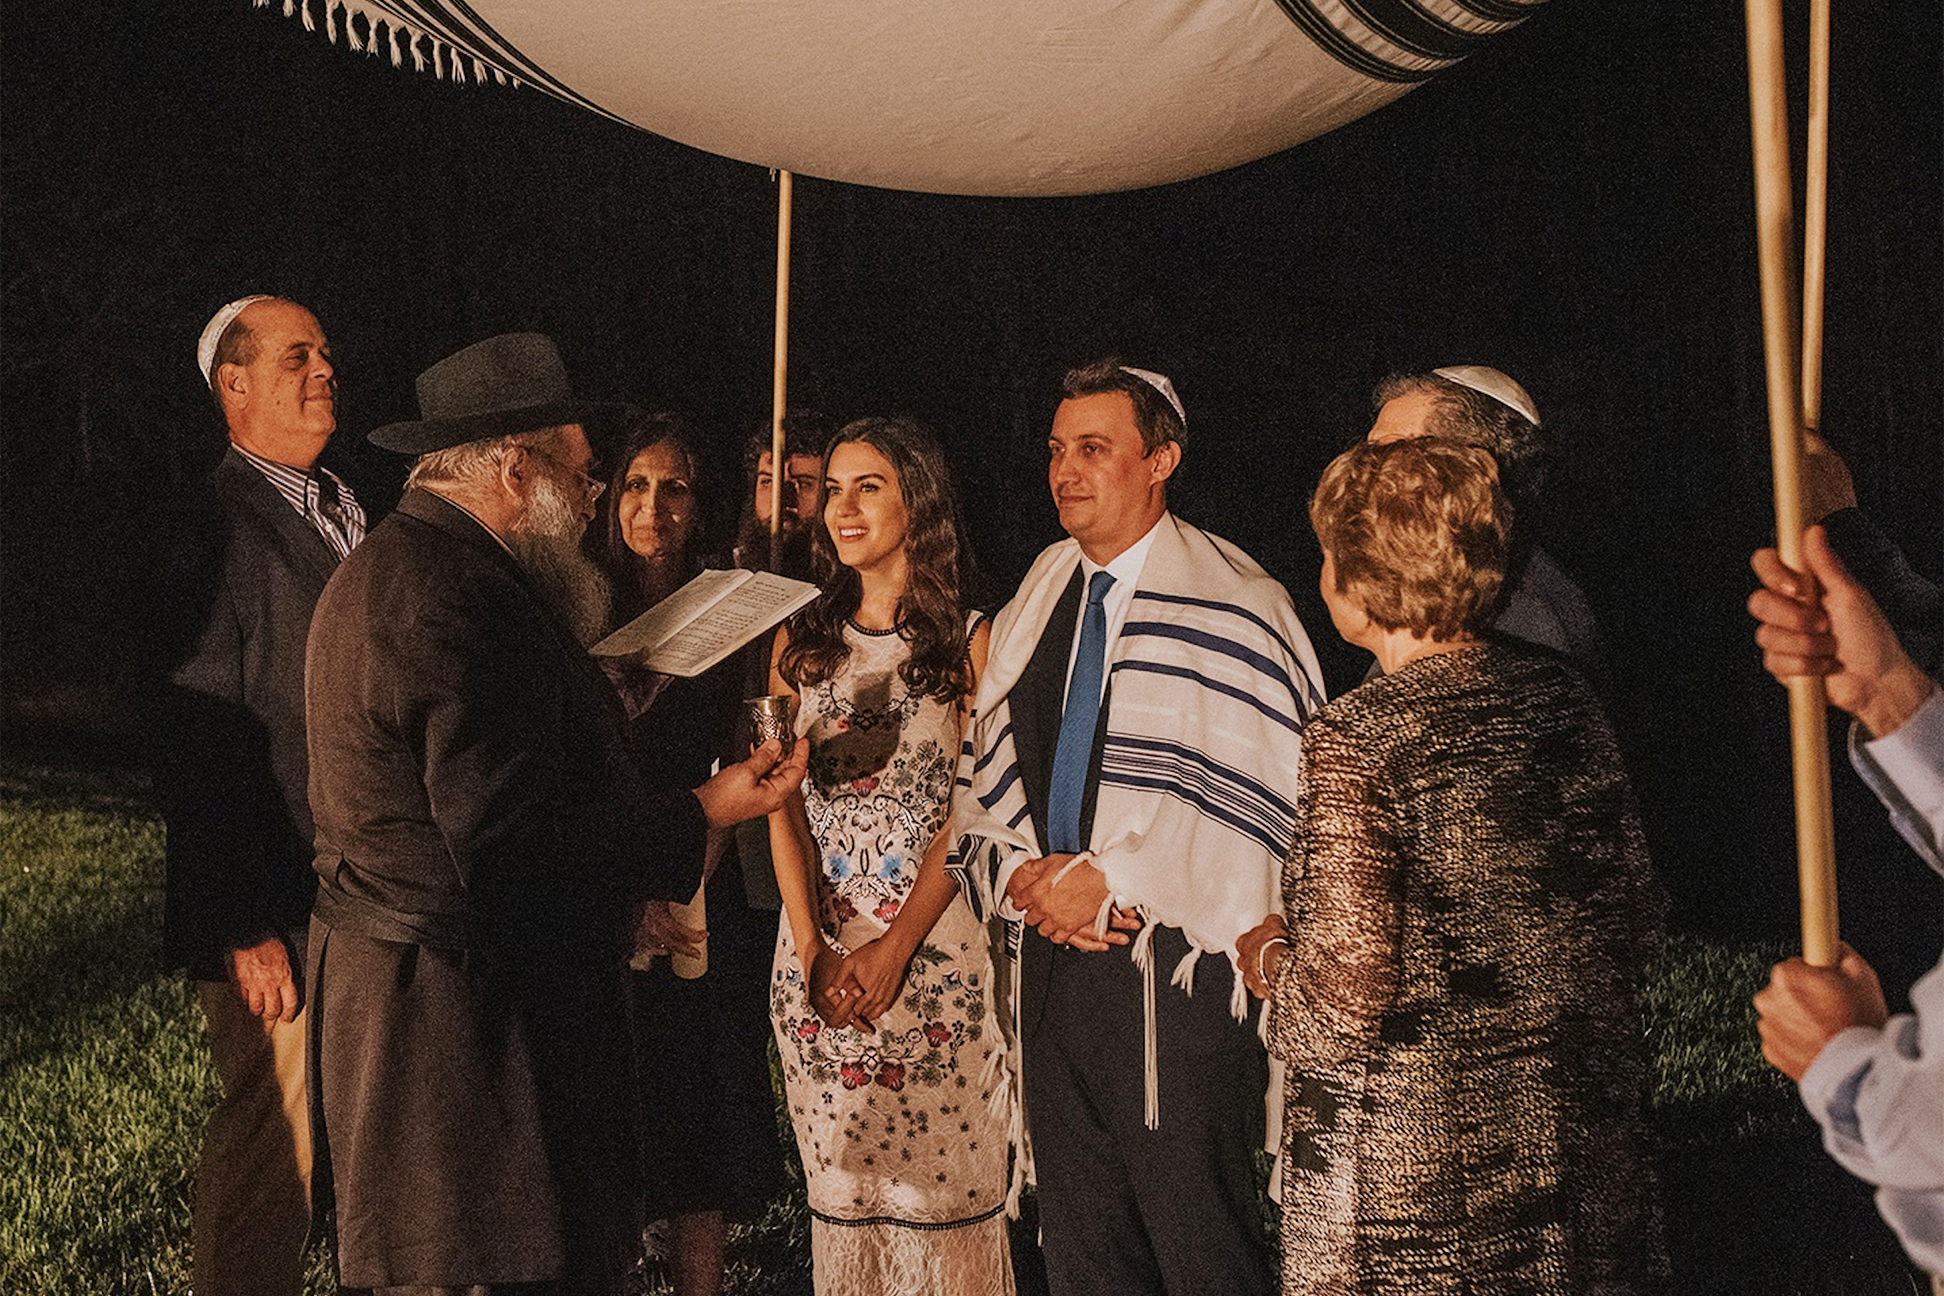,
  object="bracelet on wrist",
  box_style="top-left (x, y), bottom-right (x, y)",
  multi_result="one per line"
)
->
top-left (1256, 935), bottom-right (1290, 985)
